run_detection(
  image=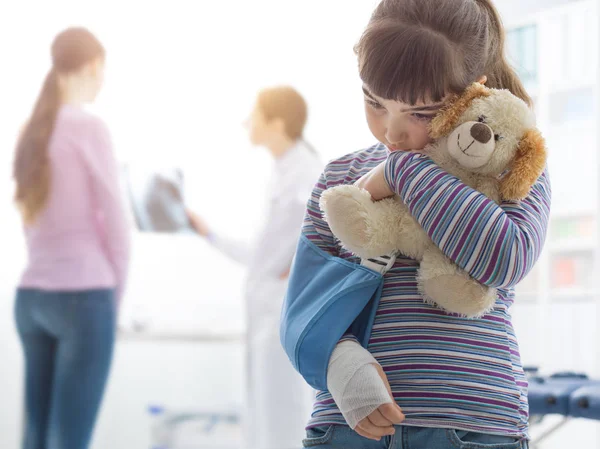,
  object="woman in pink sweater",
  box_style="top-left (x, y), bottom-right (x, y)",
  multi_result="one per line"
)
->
top-left (12, 27), bottom-right (130, 449)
